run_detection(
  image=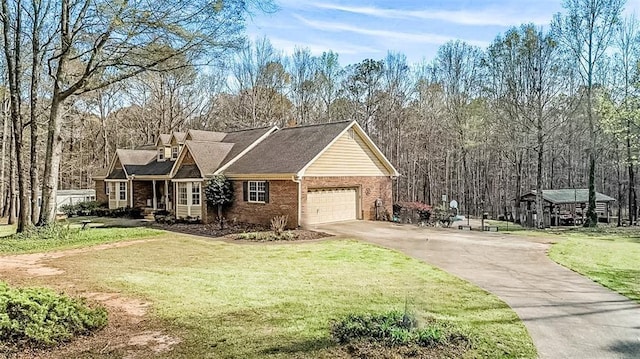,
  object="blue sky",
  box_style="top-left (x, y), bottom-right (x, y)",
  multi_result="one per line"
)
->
top-left (246, 0), bottom-right (640, 65)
